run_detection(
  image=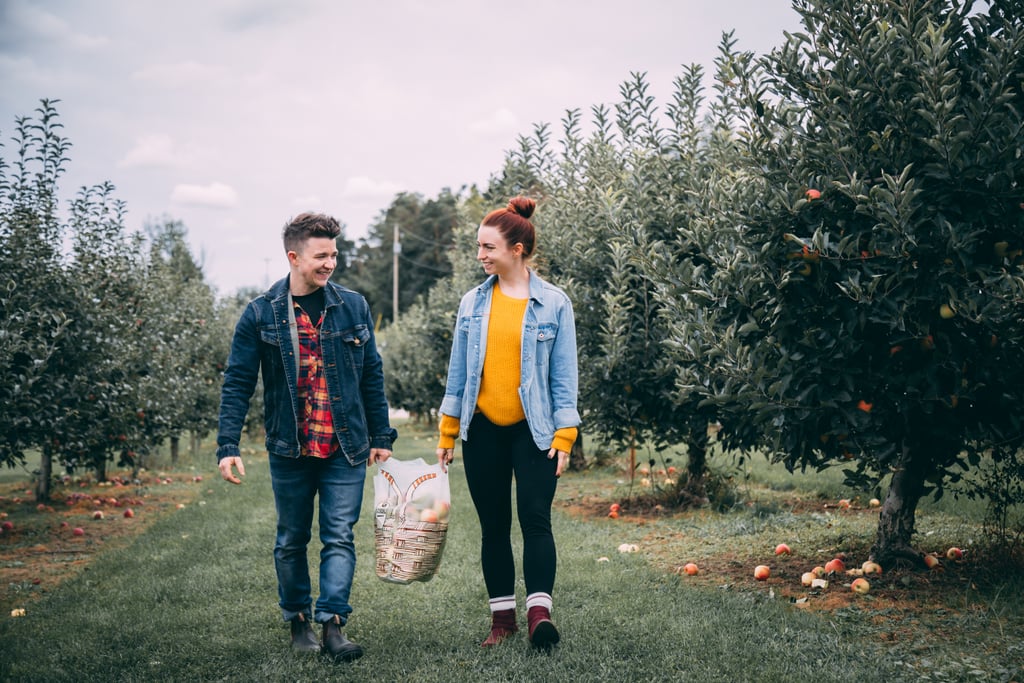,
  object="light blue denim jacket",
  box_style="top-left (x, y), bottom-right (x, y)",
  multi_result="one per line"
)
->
top-left (439, 271), bottom-right (580, 450)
